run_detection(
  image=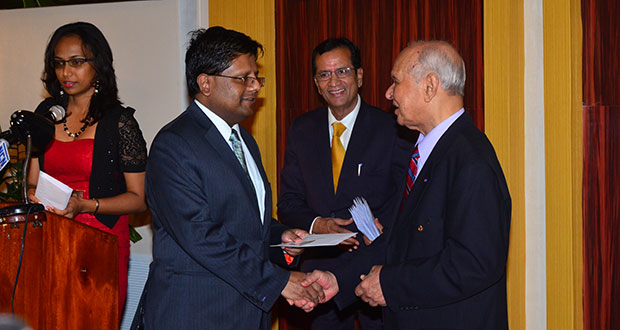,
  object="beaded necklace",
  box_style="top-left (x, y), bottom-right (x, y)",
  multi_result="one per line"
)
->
top-left (63, 117), bottom-right (91, 138)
